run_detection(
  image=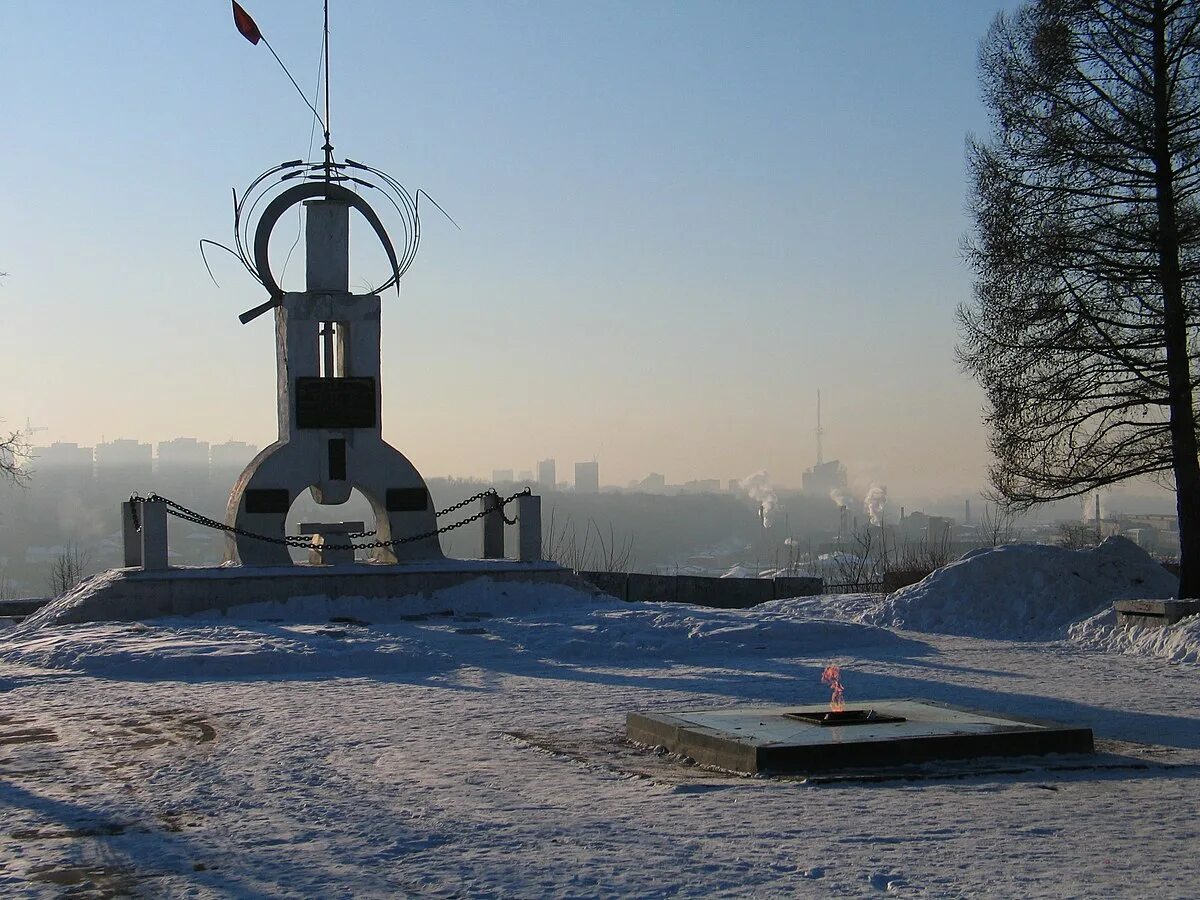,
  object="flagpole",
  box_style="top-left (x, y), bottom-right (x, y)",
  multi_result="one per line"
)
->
top-left (322, 0), bottom-right (333, 185)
